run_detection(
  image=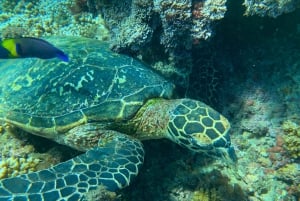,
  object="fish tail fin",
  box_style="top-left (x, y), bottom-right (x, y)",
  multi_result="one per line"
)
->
top-left (56, 50), bottom-right (69, 62)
